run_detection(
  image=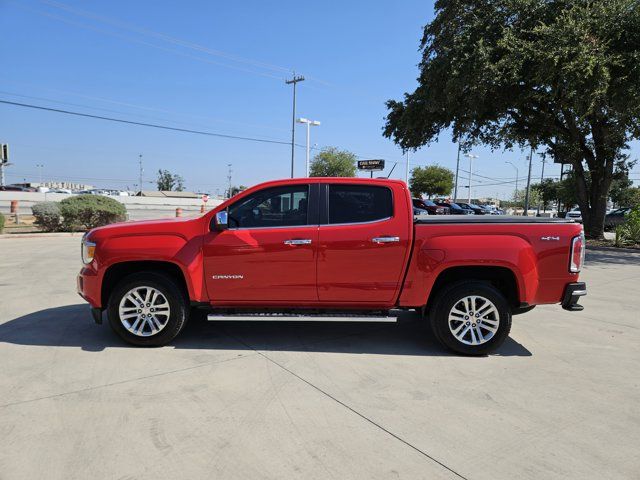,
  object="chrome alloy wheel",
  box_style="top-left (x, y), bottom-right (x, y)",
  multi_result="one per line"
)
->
top-left (448, 295), bottom-right (500, 345)
top-left (118, 286), bottom-right (171, 337)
